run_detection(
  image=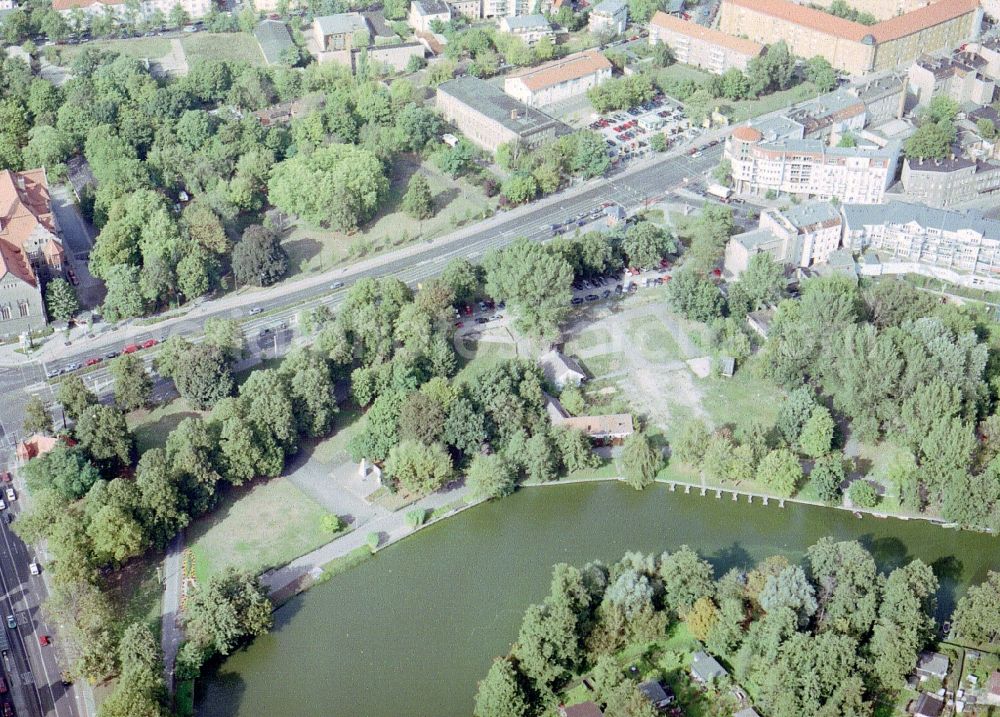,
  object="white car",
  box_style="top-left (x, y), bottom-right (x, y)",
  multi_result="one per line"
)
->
top-left (28, 562), bottom-right (39, 576)
top-left (0, 500), bottom-right (6, 510)
top-left (5, 488), bottom-right (15, 503)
